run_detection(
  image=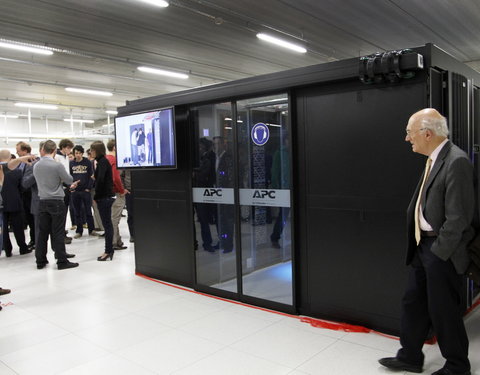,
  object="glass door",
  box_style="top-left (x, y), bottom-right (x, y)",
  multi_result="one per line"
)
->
top-left (191, 94), bottom-right (293, 307)
top-left (191, 102), bottom-right (237, 293)
top-left (237, 94), bottom-right (293, 305)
